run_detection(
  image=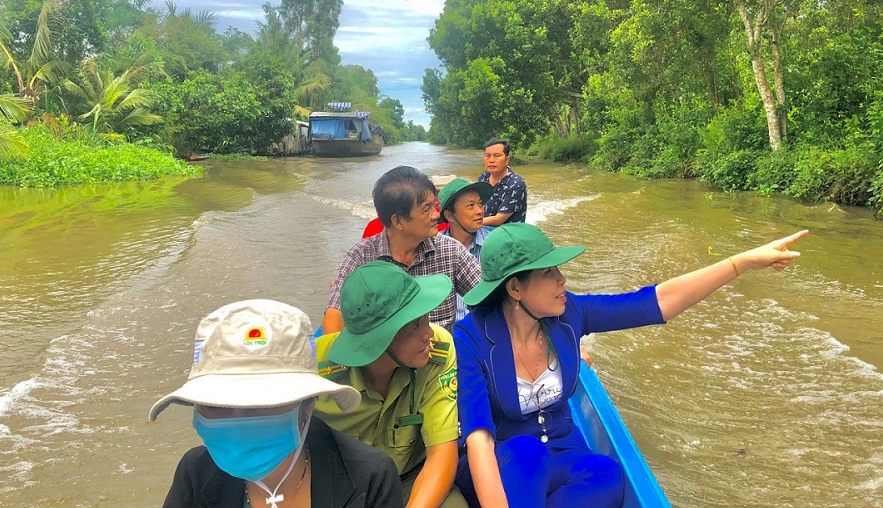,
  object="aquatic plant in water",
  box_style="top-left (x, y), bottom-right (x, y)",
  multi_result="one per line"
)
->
top-left (0, 126), bottom-right (201, 187)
